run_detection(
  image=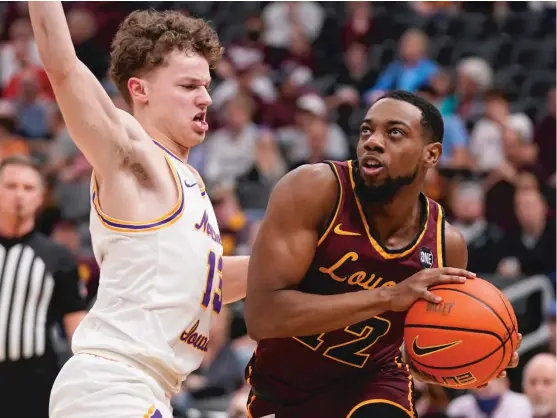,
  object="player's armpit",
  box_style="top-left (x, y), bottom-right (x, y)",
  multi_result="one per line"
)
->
top-left (29, 2), bottom-right (143, 178)
top-left (222, 256), bottom-right (249, 304)
top-left (443, 222), bottom-right (468, 270)
top-left (244, 164), bottom-right (392, 341)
